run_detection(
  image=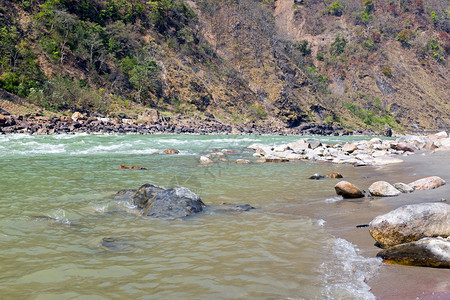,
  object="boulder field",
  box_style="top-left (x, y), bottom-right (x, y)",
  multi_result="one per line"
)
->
top-left (247, 133), bottom-right (450, 166)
